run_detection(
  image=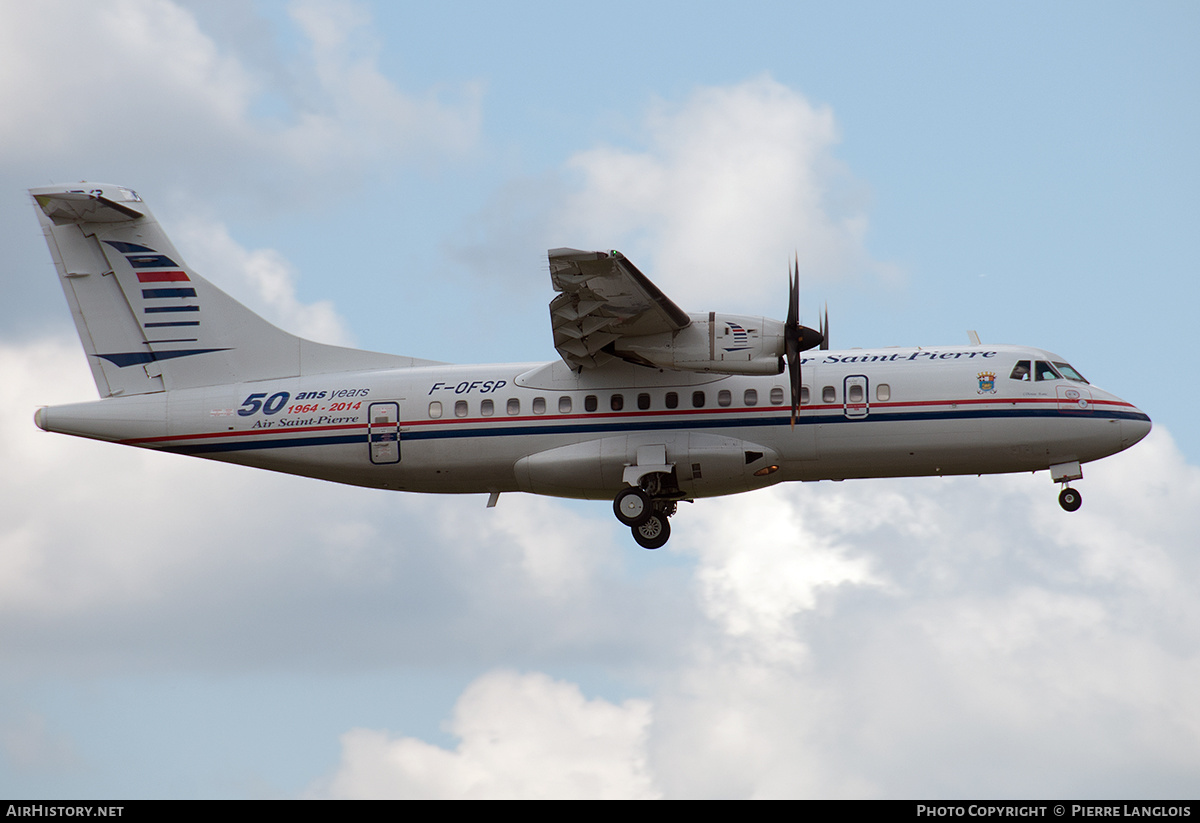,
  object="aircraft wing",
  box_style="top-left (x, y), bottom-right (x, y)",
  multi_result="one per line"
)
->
top-left (548, 248), bottom-right (691, 370)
